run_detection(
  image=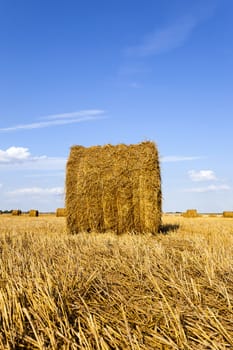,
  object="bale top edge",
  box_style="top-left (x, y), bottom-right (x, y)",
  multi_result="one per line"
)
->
top-left (69, 141), bottom-right (158, 151)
